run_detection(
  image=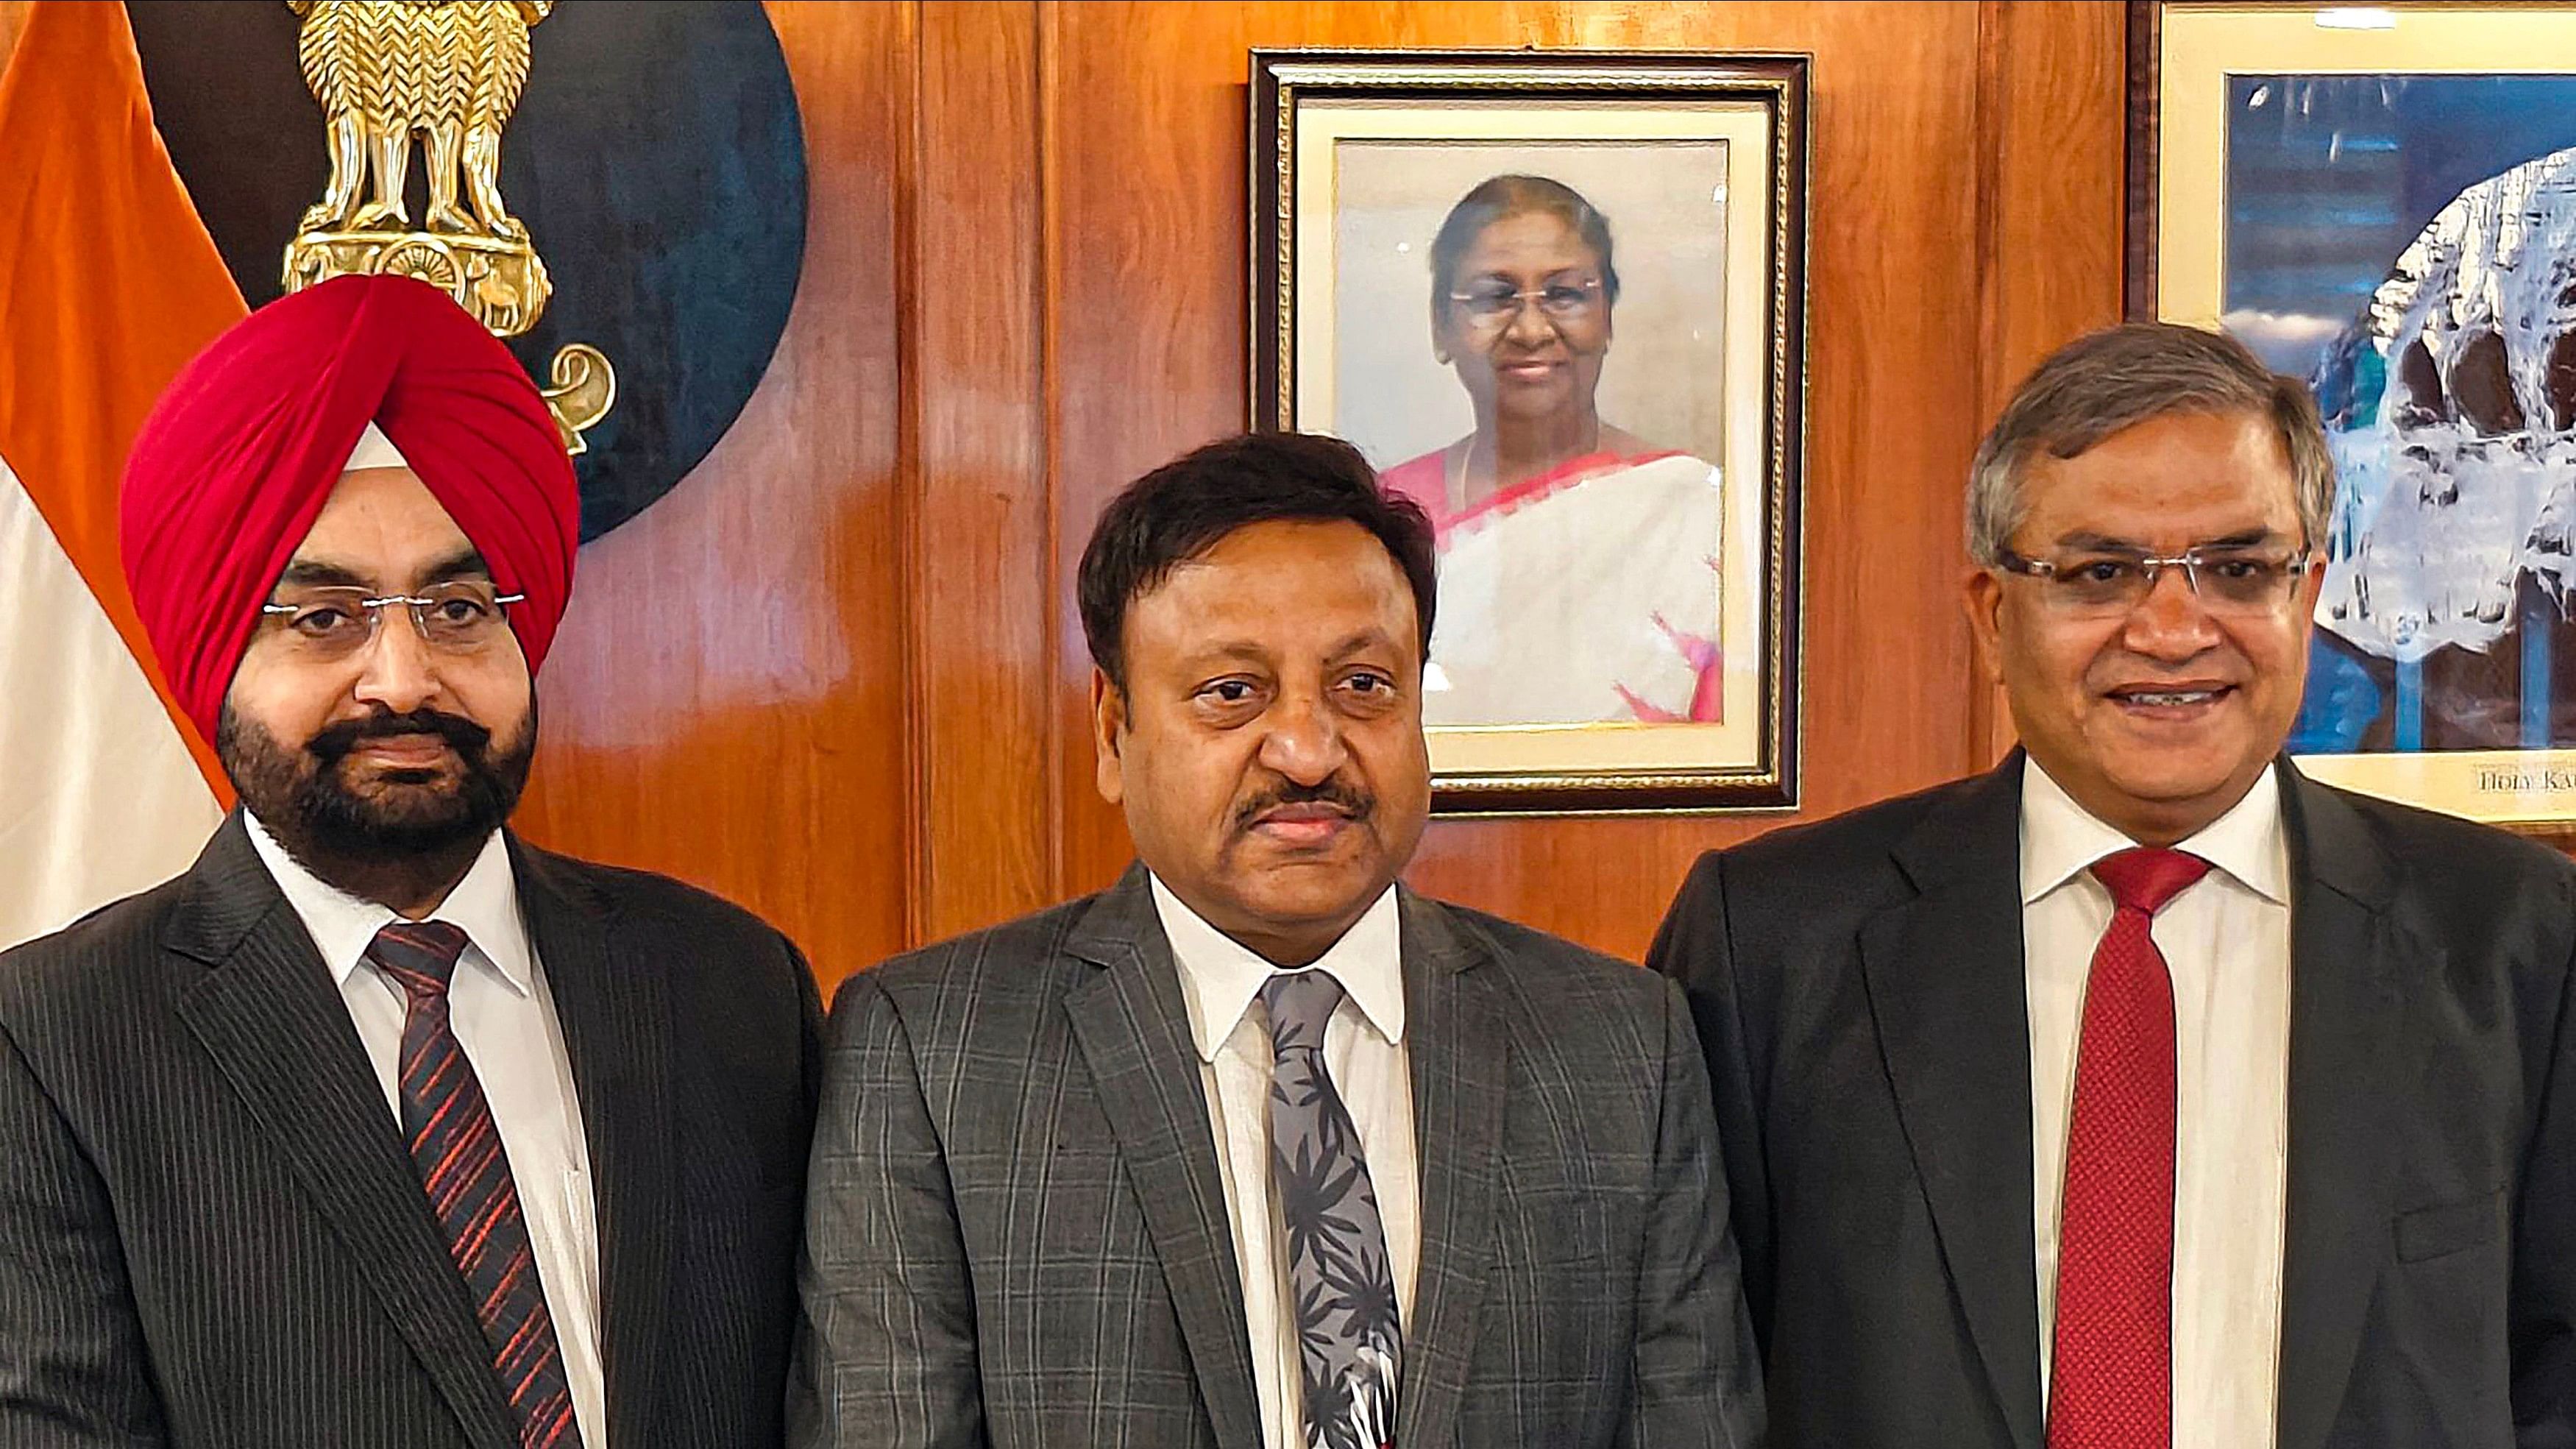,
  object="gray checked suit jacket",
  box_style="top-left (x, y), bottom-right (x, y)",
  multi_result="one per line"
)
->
top-left (787, 865), bottom-right (1764, 1448)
